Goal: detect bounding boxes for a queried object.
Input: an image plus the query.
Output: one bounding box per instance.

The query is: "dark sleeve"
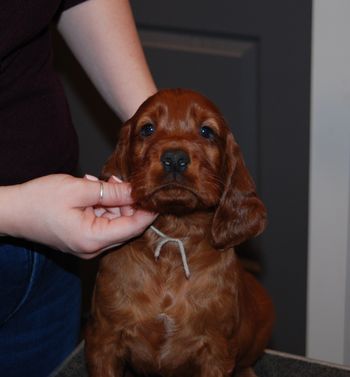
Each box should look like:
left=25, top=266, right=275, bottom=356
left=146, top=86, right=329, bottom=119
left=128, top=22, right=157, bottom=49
left=60, top=0, right=89, bottom=11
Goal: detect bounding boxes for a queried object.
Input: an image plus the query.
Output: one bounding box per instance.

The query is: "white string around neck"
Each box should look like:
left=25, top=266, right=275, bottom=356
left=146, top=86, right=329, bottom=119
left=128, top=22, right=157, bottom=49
left=150, top=225, right=191, bottom=279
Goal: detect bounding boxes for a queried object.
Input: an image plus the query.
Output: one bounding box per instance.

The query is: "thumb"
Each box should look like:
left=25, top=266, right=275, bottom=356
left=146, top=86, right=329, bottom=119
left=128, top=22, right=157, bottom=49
left=80, top=179, right=135, bottom=207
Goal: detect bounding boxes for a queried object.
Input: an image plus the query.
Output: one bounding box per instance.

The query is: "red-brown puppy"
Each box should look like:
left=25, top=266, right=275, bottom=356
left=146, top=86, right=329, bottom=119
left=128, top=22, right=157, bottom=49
left=85, top=89, right=274, bottom=377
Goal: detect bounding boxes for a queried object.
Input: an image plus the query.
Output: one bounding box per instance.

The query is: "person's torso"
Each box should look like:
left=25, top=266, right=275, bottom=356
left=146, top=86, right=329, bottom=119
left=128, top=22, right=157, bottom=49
left=0, top=0, right=84, bottom=185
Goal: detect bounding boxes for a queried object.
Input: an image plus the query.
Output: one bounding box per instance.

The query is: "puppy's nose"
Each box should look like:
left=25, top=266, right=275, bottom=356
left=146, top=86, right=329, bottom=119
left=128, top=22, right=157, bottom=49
left=161, top=150, right=190, bottom=173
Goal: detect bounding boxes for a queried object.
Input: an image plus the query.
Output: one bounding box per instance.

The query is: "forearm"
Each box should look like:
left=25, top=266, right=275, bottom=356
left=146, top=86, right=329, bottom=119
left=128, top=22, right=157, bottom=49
left=57, top=0, right=157, bottom=121
left=0, top=185, right=22, bottom=237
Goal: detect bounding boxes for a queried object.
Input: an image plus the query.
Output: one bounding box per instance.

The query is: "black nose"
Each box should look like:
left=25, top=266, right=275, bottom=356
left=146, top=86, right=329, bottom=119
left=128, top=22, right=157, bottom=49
left=161, top=150, right=190, bottom=173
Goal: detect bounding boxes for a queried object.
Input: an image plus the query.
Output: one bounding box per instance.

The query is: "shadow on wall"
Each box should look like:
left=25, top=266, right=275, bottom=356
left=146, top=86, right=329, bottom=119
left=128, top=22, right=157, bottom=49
left=52, top=28, right=122, bottom=177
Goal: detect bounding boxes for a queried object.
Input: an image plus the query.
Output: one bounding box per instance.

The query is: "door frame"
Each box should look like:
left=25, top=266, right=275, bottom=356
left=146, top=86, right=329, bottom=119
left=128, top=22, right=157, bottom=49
left=307, top=0, right=350, bottom=365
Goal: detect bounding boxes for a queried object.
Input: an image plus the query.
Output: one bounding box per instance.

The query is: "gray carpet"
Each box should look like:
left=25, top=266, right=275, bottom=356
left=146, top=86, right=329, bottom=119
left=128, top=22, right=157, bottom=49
left=51, top=342, right=350, bottom=377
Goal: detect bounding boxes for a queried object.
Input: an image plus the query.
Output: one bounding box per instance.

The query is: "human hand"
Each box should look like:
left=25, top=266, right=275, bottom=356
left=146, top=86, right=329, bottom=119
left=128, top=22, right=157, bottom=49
left=85, top=174, right=135, bottom=219
left=0, top=174, right=157, bottom=258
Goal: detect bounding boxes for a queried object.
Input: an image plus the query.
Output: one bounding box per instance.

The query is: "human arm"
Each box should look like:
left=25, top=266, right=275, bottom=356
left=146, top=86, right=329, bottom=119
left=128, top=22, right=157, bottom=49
left=57, top=0, right=157, bottom=121
left=0, top=174, right=156, bottom=259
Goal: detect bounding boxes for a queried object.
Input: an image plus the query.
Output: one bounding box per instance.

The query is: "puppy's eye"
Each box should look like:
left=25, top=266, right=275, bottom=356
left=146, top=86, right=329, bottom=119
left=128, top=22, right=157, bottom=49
left=140, top=123, right=155, bottom=137
left=200, top=125, right=215, bottom=139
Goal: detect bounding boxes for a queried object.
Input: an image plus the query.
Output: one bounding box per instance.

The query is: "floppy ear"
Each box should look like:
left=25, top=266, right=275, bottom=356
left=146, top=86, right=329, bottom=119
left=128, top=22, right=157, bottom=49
left=211, top=133, right=267, bottom=249
left=100, top=121, right=132, bottom=181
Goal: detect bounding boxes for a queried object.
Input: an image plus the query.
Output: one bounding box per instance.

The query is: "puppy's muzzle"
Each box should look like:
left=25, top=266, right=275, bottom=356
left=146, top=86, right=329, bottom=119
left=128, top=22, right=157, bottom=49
left=160, top=149, right=190, bottom=173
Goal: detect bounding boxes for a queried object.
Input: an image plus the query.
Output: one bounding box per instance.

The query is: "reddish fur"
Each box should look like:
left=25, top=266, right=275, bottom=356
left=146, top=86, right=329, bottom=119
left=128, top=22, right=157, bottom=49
left=85, top=89, right=274, bottom=377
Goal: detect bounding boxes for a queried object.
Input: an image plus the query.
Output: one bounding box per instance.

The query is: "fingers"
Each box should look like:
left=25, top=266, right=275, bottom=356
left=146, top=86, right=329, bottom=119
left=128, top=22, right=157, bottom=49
left=77, top=174, right=157, bottom=257
left=83, top=174, right=134, bottom=208
left=97, top=208, right=157, bottom=246
left=84, top=174, right=135, bottom=217
left=107, top=175, right=135, bottom=216
left=13, top=174, right=155, bottom=260
left=77, top=207, right=157, bottom=258
left=100, top=180, right=134, bottom=207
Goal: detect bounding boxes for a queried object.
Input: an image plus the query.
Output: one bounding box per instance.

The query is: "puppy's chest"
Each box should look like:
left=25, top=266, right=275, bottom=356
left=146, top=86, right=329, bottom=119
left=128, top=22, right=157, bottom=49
left=108, top=242, right=238, bottom=372
left=121, top=243, right=236, bottom=337
left=124, top=279, right=205, bottom=361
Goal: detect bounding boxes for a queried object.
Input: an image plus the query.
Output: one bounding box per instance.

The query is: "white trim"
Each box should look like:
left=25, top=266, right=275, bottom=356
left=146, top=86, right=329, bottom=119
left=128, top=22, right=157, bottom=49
left=307, top=0, right=350, bottom=365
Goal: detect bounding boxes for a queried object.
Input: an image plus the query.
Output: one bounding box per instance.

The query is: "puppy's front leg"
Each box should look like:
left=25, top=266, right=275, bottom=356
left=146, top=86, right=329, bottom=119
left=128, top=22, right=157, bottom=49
left=200, top=365, right=233, bottom=377
left=85, top=325, right=125, bottom=377
left=198, top=342, right=236, bottom=377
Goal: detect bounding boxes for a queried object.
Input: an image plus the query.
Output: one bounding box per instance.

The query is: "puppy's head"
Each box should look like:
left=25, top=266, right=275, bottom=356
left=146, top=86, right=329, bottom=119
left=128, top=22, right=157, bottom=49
left=103, top=89, right=266, bottom=249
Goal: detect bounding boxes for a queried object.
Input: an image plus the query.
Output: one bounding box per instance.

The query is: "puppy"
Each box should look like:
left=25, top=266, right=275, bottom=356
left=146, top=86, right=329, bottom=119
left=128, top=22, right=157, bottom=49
left=85, top=89, right=274, bottom=377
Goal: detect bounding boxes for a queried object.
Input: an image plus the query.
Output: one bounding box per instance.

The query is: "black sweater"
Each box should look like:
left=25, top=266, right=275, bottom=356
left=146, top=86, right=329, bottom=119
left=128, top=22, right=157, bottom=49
left=0, top=0, right=87, bottom=185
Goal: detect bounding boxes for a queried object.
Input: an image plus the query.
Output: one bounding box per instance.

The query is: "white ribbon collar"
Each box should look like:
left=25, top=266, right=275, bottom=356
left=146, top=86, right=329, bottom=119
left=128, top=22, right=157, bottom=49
left=150, top=225, right=191, bottom=279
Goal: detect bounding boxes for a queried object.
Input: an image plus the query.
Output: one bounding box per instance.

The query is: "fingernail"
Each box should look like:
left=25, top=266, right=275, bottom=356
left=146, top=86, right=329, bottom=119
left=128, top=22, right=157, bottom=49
left=94, top=207, right=106, bottom=217
left=111, top=175, right=123, bottom=183
left=84, top=174, right=99, bottom=181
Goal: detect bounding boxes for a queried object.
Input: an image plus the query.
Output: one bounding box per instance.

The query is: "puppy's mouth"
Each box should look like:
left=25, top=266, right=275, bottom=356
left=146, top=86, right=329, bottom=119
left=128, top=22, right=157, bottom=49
left=151, top=182, right=196, bottom=195
left=133, top=182, right=204, bottom=215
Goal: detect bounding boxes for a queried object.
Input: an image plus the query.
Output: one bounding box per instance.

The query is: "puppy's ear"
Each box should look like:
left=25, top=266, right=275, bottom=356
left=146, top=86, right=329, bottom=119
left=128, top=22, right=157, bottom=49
left=100, top=121, right=132, bottom=181
left=211, top=133, right=267, bottom=249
